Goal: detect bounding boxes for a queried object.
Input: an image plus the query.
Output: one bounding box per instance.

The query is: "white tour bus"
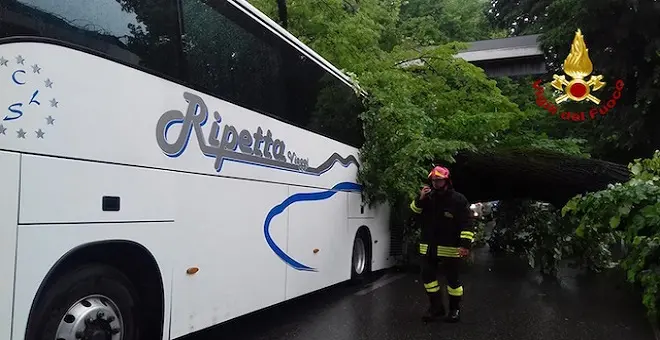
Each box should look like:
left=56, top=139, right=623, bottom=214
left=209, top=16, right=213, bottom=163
left=0, top=0, right=394, bottom=339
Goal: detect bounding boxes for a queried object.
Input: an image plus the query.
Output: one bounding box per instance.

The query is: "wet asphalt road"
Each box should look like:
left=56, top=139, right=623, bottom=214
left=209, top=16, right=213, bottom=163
left=182, top=247, right=657, bottom=340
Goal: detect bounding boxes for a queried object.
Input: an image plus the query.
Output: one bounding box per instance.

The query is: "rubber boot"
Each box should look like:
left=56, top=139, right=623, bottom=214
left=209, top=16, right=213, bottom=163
left=445, top=295, right=461, bottom=323
left=421, top=292, right=445, bottom=322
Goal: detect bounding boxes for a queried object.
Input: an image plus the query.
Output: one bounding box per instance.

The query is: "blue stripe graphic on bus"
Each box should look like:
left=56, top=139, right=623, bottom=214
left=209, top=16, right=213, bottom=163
left=156, top=92, right=359, bottom=175
left=264, top=182, right=362, bottom=272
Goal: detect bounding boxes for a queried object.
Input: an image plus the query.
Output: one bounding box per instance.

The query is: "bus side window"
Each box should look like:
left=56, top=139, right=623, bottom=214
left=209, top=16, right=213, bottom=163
left=180, top=0, right=287, bottom=119
left=178, top=0, right=366, bottom=148
left=278, top=47, right=366, bottom=148
left=1, top=0, right=182, bottom=79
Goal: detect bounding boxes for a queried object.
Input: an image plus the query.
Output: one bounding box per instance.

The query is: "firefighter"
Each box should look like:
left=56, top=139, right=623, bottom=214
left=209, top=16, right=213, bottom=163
left=409, top=165, right=474, bottom=323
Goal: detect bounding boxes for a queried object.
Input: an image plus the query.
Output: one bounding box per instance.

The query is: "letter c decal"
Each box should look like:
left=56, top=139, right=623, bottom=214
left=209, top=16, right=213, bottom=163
left=12, top=70, right=26, bottom=85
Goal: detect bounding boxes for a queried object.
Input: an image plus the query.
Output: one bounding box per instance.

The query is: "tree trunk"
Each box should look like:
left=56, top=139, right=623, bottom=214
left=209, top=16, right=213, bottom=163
left=446, top=148, right=631, bottom=206
left=276, top=0, right=288, bottom=28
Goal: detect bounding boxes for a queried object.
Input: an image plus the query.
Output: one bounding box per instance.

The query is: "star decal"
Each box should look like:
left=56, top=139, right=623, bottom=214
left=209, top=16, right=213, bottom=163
left=6, top=57, right=58, bottom=140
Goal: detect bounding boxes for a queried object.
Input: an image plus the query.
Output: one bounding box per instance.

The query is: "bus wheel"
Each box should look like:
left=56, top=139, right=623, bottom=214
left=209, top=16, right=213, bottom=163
left=27, top=264, right=140, bottom=340
left=351, top=229, right=372, bottom=282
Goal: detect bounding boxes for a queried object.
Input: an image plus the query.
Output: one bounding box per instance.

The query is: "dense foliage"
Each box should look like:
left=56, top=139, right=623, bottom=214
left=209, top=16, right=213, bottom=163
left=562, top=151, right=660, bottom=319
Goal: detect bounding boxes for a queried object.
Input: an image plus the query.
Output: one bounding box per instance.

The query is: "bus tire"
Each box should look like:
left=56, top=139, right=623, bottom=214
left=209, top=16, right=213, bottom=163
left=26, top=264, right=141, bottom=340
left=350, top=228, right=372, bottom=282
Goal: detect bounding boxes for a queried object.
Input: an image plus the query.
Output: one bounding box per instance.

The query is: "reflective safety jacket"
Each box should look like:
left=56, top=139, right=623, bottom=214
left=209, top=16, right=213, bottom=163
left=410, top=189, right=474, bottom=257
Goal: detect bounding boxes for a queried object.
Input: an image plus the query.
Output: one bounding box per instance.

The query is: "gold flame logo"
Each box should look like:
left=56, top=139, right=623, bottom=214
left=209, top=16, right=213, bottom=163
left=550, top=29, right=606, bottom=104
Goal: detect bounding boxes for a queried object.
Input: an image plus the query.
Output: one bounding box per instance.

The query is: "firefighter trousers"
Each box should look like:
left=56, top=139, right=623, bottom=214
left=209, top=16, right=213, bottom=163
left=420, top=254, right=463, bottom=312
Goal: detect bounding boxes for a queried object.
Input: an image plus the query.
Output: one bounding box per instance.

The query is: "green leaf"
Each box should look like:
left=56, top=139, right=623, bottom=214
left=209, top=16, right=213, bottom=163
left=561, top=199, right=578, bottom=216
left=610, top=215, right=621, bottom=229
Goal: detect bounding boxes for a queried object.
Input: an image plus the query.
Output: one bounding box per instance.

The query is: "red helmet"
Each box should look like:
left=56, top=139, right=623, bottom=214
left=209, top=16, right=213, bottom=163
left=428, top=166, right=450, bottom=179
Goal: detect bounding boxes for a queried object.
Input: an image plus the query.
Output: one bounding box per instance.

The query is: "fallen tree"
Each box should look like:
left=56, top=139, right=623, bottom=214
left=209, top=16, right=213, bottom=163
left=449, top=148, right=631, bottom=206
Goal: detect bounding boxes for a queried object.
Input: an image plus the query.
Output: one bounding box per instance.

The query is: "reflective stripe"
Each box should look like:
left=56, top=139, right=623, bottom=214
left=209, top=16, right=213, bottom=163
left=420, top=245, right=461, bottom=257
left=437, top=246, right=460, bottom=258
left=460, top=231, right=475, bottom=241
left=424, top=280, right=440, bottom=293
left=447, top=285, right=464, bottom=296
left=424, top=281, right=439, bottom=289
left=410, top=200, right=422, bottom=214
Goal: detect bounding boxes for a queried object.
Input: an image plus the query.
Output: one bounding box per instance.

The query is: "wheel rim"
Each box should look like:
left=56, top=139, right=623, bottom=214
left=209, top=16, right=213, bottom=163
left=353, top=237, right=367, bottom=275
left=55, top=294, right=124, bottom=340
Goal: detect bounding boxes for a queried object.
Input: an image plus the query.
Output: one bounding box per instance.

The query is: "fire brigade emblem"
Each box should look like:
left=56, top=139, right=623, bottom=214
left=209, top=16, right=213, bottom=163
left=550, top=29, right=606, bottom=104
